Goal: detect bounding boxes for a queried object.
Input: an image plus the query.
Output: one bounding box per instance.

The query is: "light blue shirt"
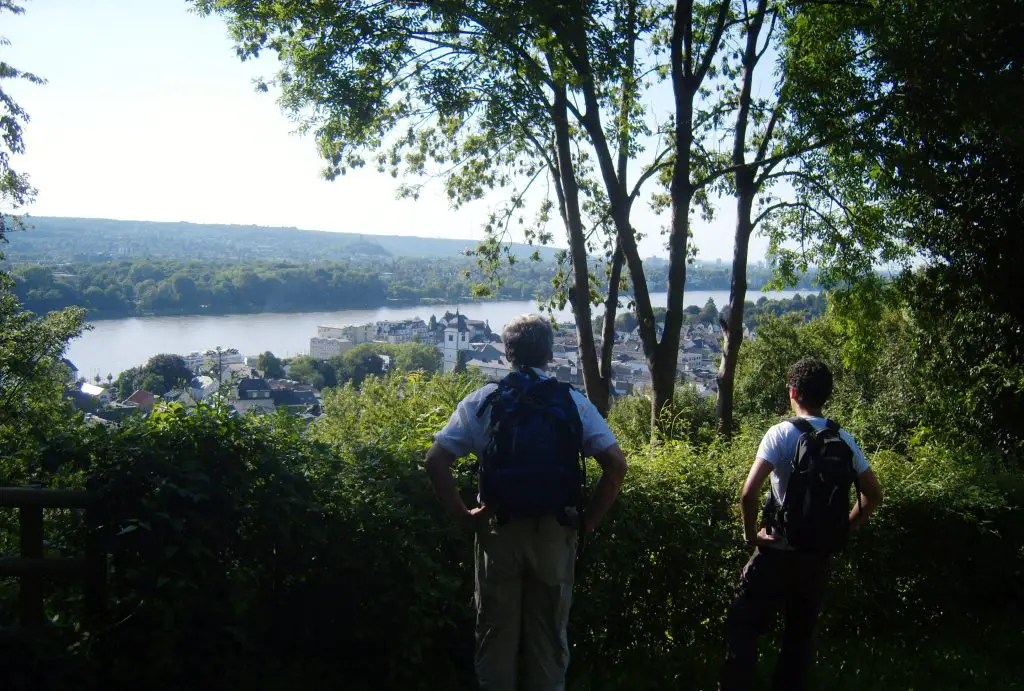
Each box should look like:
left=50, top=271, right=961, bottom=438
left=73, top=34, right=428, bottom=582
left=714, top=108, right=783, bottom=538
left=434, top=369, right=617, bottom=458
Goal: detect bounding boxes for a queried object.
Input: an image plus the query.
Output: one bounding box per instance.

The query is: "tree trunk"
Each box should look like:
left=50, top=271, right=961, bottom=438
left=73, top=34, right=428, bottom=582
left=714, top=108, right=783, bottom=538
left=549, top=0, right=729, bottom=432
left=717, top=0, right=768, bottom=438
left=650, top=0, right=703, bottom=431
left=599, top=244, right=624, bottom=392
left=551, top=81, right=608, bottom=414
left=549, top=7, right=658, bottom=401
left=717, top=173, right=756, bottom=438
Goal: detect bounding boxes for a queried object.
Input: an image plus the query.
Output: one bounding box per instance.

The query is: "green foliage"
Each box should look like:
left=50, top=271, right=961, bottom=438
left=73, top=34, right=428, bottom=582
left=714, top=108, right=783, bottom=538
left=0, top=357, right=1021, bottom=689
left=314, top=371, right=482, bottom=455
left=0, top=0, right=44, bottom=243
left=255, top=350, right=285, bottom=379
left=0, top=287, right=85, bottom=418
left=9, top=259, right=389, bottom=317
left=3, top=216, right=561, bottom=263
left=2, top=255, right=815, bottom=320
left=389, top=340, right=443, bottom=374
left=138, top=372, right=164, bottom=395
left=325, top=344, right=383, bottom=389
left=293, top=343, right=445, bottom=393
left=779, top=0, right=1024, bottom=457
left=1, top=1, right=1022, bottom=685
left=74, top=405, right=336, bottom=689
left=734, top=314, right=815, bottom=419
left=698, top=297, right=718, bottom=324
left=608, top=383, right=718, bottom=453
left=595, top=292, right=824, bottom=335
left=286, top=355, right=332, bottom=391
left=141, top=354, right=192, bottom=394
left=3, top=369, right=1020, bottom=690
left=113, top=353, right=192, bottom=397
left=114, top=366, right=141, bottom=400
left=903, top=269, right=1024, bottom=459
left=734, top=284, right=1024, bottom=462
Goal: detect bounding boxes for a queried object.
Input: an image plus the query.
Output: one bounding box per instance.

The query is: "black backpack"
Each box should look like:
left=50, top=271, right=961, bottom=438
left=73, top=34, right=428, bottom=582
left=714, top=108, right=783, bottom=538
left=765, top=417, right=862, bottom=554
left=476, top=369, right=585, bottom=520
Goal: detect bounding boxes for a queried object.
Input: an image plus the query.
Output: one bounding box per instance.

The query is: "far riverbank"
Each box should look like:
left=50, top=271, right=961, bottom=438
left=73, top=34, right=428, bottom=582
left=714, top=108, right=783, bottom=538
left=66, top=289, right=811, bottom=379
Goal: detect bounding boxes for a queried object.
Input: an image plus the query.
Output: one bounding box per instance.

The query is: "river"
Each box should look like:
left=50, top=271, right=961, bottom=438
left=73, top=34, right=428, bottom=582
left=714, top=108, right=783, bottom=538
left=66, top=289, right=811, bottom=379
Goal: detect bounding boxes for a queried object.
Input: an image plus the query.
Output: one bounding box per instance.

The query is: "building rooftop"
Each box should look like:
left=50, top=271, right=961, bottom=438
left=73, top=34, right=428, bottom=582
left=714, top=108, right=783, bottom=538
left=126, top=390, right=158, bottom=409
left=80, top=382, right=107, bottom=397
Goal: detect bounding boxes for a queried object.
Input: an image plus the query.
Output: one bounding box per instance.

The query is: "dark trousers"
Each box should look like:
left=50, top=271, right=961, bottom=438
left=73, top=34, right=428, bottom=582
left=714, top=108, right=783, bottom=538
left=719, top=547, right=829, bottom=691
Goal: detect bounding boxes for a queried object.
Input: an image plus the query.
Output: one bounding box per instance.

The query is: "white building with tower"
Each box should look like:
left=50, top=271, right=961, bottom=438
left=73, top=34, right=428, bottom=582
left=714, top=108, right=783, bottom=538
left=442, top=315, right=473, bottom=373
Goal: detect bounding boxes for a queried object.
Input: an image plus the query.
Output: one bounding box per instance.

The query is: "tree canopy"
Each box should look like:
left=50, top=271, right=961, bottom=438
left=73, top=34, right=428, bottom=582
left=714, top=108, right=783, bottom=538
left=778, top=0, right=1024, bottom=456
left=256, top=351, right=285, bottom=379
left=115, top=353, right=194, bottom=397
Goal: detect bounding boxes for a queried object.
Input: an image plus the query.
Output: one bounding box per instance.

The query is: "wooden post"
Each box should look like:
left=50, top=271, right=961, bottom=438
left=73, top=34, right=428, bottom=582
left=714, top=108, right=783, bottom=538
left=19, top=505, right=45, bottom=629
left=83, top=506, right=108, bottom=632
left=0, top=488, right=105, bottom=634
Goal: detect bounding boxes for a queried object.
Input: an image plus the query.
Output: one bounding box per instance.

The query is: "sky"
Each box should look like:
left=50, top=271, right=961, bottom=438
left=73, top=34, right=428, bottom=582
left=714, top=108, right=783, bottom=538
left=4, top=0, right=768, bottom=262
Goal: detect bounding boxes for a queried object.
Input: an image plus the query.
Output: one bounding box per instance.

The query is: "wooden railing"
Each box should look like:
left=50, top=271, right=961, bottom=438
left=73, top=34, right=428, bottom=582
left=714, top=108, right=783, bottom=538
left=0, top=487, right=106, bottom=631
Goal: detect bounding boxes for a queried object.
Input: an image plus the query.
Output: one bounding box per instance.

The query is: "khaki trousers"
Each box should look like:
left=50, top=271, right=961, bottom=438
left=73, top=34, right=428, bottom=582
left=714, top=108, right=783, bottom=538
left=474, top=516, right=577, bottom=691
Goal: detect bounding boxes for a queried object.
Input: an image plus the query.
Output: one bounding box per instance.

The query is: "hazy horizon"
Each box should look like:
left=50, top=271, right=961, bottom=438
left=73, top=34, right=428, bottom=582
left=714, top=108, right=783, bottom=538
left=5, top=0, right=768, bottom=263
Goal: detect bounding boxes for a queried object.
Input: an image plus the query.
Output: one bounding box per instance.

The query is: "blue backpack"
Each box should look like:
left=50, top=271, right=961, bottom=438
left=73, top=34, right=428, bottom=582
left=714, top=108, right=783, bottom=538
left=476, top=369, right=585, bottom=520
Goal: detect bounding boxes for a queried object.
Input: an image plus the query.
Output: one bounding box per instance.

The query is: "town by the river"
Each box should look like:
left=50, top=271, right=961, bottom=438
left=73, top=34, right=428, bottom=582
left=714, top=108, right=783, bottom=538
left=67, top=289, right=807, bottom=379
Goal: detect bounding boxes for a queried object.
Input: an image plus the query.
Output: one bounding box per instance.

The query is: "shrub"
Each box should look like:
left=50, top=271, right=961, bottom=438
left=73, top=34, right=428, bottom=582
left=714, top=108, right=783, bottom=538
left=607, top=383, right=717, bottom=453
left=0, top=372, right=1020, bottom=690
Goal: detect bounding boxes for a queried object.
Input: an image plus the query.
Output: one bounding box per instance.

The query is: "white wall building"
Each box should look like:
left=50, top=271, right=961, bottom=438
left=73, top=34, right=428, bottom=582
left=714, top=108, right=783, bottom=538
left=376, top=318, right=430, bottom=344
left=80, top=382, right=111, bottom=404
left=310, top=337, right=355, bottom=361
left=190, top=375, right=218, bottom=401
left=317, top=324, right=374, bottom=343
left=184, top=348, right=244, bottom=373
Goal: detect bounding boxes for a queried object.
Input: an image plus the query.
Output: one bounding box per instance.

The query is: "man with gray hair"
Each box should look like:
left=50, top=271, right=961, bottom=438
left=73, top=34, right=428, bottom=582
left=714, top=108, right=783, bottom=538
left=426, top=314, right=628, bottom=691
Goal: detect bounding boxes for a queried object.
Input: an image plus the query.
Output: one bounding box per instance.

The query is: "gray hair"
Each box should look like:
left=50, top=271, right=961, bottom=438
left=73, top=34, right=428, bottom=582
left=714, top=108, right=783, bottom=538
left=502, top=314, right=554, bottom=370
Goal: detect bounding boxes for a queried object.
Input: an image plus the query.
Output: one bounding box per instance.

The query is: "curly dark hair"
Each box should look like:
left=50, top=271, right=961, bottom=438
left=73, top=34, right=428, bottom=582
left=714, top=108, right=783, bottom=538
left=502, top=314, right=554, bottom=369
left=786, top=358, right=833, bottom=409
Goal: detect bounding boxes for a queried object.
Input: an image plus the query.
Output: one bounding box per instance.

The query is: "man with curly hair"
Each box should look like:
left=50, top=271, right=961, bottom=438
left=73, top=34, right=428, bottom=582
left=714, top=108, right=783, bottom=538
left=720, top=358, right=883, bottom=690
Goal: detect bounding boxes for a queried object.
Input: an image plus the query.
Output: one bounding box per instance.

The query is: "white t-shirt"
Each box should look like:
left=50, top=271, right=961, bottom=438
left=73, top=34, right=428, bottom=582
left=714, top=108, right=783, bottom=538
left=757, top=416, right=871, bottom=506
left=434, top=369, right=617, bottom=459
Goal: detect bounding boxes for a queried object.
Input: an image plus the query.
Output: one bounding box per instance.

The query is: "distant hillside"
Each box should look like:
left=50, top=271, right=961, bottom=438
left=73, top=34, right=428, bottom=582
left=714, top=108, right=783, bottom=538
left=4, top=216, right=563, bottom=263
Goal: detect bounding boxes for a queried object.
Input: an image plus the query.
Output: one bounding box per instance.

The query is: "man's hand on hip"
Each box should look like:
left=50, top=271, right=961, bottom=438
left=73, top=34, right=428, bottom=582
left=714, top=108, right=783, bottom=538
left=458, top=504, right=492, bottom=532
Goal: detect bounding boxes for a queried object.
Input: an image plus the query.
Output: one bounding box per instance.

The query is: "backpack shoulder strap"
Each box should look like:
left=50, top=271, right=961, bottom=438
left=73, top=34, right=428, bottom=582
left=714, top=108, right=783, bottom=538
left=824, top=418, right=841, bottom=434
left=557, top=381, right=584, bottom=442
left=476, top=377, right=518, bottom=419
left=787, top=416, right=815, bottom=436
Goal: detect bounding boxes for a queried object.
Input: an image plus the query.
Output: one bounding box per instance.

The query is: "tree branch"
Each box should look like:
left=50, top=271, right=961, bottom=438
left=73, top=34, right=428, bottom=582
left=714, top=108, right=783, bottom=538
left=629, top=145, right=673, bottom=204
left=755, top=10, right=779, bottom=63
left=759, top=169, right=856, bottom=221
left=695, top=138, right=830, bottom=190
left=751, top=200, right=842, bottom=235
left=600, top=242, right=625, bottom=381
left=693, top=0, right=732, bottom=85
left=754, top=95, right=784, bottom=163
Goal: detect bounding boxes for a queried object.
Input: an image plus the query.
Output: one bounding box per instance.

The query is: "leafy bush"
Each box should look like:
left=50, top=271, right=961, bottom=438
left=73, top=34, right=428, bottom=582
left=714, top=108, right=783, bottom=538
left=0, top=371, right=1020, bottom=690
left=607, top=383, right=717, bottom=453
